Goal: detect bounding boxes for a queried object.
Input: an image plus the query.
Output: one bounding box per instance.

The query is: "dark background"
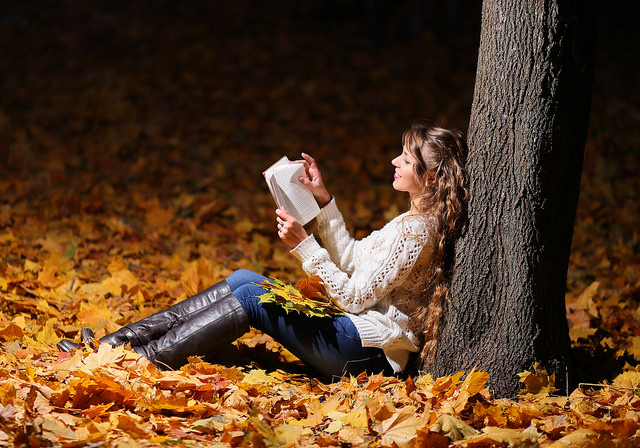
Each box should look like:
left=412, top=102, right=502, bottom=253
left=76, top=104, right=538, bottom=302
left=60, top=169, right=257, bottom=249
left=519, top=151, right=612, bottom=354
left=0, top=0, right=638, bottom=227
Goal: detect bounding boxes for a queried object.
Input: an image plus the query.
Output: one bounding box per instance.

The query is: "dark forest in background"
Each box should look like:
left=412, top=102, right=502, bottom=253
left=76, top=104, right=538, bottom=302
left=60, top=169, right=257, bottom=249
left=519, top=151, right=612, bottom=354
left=1, top=0, right=639, bottom=373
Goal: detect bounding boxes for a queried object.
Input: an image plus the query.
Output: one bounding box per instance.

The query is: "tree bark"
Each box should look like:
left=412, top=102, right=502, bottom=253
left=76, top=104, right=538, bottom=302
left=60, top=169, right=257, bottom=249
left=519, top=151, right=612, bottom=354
left=430, top=0, right=598, bottom=397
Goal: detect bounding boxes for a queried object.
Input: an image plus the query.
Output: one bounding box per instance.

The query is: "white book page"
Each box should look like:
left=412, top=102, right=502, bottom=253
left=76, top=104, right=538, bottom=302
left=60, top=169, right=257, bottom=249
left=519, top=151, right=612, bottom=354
left=264, top=157, right=320, bottom=225
left=263, top=156, right=289, bottom=207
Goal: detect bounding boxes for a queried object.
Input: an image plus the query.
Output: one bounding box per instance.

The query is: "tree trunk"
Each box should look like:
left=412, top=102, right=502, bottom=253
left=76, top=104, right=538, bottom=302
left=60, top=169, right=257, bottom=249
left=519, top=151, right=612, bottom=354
left=430, top=0, right=598, bottom=397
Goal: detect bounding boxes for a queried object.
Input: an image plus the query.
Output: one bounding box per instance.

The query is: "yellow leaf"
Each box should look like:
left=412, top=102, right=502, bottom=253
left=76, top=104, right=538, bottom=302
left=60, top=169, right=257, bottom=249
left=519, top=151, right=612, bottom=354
left=76, top=297, right=114, bottom=327
left=341, top=409, right=368, bottom=430
left=223, top=388, right=250, bottom=413
left=518, top=362, right=557, bottom=399
left=35, top=319, right=60, bottom=345
left=461, top=427, right=538, bottom=447
left=0, top=232, right=16, bottom=244
left=613, top=367, right=640, bottom=389
left=76, top=281, right=108, bottom=297
left=258, top=277, right=344, bottom=317
left=378, top=406, right=423, bottom=448
left=624, top=336, right=640, bottom=361
left=40, top=415, right=82, bottom=443
left=102, top=258, right=138, bottom=296
left=571, top=281, right=600, bottom=318
left=38, top=264, right=63, bottom=288
left=338, top=425, right=365, bottom=445
left=24, top=259, right=41, bottom=272
left=82, top=344, right=127, bottom=369
left=569, top=326, right=597, bottom=343
left=190, top=415, right=227, bottom=433
left=451, top=369, right=490, bottom=412
left=242, top=368, right=278, bottom=385
left=326, top=420, right=343, bottom=433
left=110, top=411, right=154, bottom=438
left=430, top=414, right=478, bottom=442
left=547, top=428, right=614, bottom=448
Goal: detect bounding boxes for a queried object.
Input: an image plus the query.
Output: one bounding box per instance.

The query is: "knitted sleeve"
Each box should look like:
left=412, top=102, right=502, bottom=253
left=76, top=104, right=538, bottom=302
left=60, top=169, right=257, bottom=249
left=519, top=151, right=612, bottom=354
left=291, top=215, right=430, bottom=314
left=314, top=198, right=357, bottom=274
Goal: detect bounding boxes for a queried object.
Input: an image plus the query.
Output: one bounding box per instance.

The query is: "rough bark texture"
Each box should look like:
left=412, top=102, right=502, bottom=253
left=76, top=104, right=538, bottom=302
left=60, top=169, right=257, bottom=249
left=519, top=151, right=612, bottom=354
left=430, top=0, right=598, bottom=397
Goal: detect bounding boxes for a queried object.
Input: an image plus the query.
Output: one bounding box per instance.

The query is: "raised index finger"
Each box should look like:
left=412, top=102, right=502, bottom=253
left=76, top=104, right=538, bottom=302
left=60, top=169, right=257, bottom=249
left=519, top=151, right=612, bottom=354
left=301, top=153, right=316, bottom=165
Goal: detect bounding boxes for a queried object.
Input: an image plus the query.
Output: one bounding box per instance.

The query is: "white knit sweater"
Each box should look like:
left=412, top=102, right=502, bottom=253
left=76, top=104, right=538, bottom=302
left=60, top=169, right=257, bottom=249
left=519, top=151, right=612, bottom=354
left=291, top=198, right=435, bottom=372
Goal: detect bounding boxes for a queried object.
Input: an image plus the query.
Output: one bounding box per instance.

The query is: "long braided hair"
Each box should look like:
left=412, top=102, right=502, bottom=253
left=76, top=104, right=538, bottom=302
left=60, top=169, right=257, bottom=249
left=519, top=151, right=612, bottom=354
left=402, top=121, right=469, bottom=369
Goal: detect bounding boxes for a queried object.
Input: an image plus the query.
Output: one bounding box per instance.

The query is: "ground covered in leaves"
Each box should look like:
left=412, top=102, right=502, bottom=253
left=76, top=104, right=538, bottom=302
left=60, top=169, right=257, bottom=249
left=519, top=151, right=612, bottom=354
left=1, top=1, right=640, bottom=446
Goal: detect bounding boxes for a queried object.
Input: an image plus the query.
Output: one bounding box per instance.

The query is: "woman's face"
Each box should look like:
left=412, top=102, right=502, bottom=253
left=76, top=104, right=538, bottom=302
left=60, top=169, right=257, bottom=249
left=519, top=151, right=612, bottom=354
left=392, top=146, right=422, bottom=198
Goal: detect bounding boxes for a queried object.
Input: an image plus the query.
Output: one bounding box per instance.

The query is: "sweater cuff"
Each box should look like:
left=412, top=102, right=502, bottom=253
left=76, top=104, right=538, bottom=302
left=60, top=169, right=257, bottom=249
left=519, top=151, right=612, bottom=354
left=290, top=234, right=322, bottom=262
left=316, top=197, right=341, bottom=223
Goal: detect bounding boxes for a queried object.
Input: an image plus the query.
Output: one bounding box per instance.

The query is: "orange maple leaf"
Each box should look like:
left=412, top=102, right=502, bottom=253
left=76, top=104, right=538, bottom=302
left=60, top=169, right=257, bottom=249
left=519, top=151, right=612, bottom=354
left=295, top=276, right=327, bottom=300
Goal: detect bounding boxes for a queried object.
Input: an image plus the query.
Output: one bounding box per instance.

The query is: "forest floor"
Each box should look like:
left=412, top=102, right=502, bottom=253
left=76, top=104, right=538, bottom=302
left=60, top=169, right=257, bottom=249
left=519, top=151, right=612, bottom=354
left=1, top=1, right=639, bottom=446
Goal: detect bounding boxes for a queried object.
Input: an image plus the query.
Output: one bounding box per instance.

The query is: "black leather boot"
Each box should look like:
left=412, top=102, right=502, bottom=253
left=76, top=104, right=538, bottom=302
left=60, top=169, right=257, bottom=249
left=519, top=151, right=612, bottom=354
left=103, top=279, right=240, bottom=347
left=57, top=280, right=241, bottom=352
left=133, top=288, right=249, bottom=369
left=56, top=328, right=99, bottom=352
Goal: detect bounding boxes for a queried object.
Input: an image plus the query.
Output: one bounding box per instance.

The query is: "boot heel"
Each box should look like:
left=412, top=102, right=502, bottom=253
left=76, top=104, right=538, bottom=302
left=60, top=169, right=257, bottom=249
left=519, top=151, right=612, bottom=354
left=57, top=339, right=79, bottom=352
left=81, top=328, right=98, bottom=350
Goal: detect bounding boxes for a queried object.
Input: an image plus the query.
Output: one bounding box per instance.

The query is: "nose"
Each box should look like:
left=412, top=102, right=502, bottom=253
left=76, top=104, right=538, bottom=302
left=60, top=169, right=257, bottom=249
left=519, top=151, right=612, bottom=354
left=392, top=156, right=400, bottom=167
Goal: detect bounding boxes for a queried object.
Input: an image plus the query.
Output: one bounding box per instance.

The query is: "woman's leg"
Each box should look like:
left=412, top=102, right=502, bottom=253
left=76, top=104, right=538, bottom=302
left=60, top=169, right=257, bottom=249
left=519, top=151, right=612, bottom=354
left=116, top=269, right=265, bottom=369
left=132, top=289, right=249, bottom=369
left=57, top=278, right=247, bottom=353
left=227, top=270, right=394, bottom=379
left=101, top=279, right=239, bottom=347
left=60, top=268, right=393, bottom=378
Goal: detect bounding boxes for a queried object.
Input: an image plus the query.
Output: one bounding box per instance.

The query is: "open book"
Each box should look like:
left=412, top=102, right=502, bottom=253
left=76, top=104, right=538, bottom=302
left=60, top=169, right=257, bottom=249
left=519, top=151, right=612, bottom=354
left=263, top=156, right=320, bottom=225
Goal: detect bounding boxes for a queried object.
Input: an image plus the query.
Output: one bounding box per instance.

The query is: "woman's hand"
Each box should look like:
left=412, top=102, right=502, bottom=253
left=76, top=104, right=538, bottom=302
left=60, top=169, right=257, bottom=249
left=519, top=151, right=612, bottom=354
left=276, top=208, right=308, bottom=249
left=294, top=153, right=331, bottom=207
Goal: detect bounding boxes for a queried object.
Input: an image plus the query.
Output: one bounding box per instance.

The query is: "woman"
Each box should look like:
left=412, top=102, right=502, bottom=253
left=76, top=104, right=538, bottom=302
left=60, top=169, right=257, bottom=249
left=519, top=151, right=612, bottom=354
left=58, top=122, right=468, bottom=379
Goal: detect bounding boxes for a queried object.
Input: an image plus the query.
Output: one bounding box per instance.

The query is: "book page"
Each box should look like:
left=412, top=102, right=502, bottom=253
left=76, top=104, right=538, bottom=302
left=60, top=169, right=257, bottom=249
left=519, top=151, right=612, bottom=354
left=264, top=157, right=320, bottom=225
left=263, top=156, right=289, bottom=208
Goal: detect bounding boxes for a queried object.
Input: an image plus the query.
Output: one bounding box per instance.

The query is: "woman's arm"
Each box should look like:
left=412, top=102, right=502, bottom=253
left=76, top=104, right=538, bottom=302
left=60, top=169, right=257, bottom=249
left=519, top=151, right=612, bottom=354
left=288, top=153, right=359, bottom=272
left=292, top=217, right=431, bottom=314
left=314, top=199, right=358, bottom=274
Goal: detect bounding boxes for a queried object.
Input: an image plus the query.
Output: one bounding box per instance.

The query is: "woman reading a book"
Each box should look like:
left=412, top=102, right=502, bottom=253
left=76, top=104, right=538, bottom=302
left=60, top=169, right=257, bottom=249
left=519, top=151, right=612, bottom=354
left=58, top=122, right=468, bottom=379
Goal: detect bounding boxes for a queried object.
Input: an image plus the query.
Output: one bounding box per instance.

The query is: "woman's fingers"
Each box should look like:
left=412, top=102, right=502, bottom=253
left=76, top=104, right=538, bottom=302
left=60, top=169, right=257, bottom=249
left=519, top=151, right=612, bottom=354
left=275, top=208, right=308, bottom=248
left=276, top=207, right=293, bottom=221
left=276, top=208, right=293, bottom=233
left=301, top=153, right=315, bottom=176
left=301, top=153, right=315, bottom=164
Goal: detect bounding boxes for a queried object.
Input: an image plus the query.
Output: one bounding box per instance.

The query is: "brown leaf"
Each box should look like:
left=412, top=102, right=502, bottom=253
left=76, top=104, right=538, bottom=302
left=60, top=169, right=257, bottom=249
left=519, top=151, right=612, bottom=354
left=416, top=428, right=449, bottom=448
left=296, top=275, right=327, bottom=300
left=0, top=323, right=24, bottom=342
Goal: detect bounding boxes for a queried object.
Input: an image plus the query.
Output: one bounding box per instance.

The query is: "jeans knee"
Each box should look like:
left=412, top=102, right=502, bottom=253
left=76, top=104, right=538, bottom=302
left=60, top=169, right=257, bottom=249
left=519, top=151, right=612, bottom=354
left=226, top=269, right=267, bottom=291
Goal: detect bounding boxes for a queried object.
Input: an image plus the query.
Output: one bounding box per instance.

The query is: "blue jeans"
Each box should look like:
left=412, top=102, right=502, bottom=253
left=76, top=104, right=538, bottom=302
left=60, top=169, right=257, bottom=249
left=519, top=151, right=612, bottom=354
left=226, top=269, right=394, bottom=380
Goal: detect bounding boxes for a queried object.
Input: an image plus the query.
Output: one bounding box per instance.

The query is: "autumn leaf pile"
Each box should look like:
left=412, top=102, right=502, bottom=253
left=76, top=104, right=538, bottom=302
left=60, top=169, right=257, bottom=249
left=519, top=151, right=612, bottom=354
left=1, top=1, right=639, bottom=446
left=257, top=277, right=344, bottom=318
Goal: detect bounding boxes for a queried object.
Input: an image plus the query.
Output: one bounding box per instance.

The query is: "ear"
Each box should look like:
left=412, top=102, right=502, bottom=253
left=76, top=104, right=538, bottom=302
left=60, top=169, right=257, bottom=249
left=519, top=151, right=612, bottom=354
left=425, top=169, right=437, bottom=188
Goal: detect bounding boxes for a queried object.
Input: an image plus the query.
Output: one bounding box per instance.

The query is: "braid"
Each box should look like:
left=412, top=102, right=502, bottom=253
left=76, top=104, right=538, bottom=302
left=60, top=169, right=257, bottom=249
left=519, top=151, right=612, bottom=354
left=403, top=121, right=469, bottom=370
